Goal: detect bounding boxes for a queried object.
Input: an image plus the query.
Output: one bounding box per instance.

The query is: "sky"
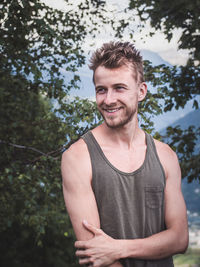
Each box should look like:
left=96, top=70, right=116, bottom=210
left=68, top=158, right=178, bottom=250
left=41, top=0, right=190, bottom=66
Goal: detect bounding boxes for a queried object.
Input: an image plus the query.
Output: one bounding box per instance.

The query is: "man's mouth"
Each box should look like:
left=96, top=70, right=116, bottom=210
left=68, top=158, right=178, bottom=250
left=104, top=108, right=121, bottom=113
left=106, top=108, right=120, bottom=113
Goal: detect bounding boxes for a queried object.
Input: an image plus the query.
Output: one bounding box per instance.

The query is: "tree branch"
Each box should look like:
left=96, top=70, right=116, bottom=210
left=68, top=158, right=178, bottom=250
left=0, top=137, right=80, bottom=164
left=0, top=140, right=48, bottom=156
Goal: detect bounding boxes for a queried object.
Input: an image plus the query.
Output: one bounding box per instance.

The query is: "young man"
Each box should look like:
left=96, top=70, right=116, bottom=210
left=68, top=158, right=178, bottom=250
left=61, top=42, right=188, bottom=267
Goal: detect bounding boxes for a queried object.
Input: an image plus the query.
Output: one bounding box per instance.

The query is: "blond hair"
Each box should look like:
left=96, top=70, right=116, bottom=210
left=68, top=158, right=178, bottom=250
left=89, top=41, right=144, bottom=83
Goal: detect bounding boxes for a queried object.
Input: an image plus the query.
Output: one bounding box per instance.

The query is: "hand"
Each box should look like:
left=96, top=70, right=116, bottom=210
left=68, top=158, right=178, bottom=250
left=75, top=220, right=120, bottom=267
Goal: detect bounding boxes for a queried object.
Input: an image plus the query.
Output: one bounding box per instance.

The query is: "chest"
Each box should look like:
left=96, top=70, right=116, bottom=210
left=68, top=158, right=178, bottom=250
left=101, top=145, right=147, bottom=173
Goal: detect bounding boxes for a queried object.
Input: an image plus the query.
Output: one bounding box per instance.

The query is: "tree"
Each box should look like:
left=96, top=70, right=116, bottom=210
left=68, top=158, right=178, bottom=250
left=126, top=0, right=200, bottom=182
left=0, top=0, right=108, bottom=266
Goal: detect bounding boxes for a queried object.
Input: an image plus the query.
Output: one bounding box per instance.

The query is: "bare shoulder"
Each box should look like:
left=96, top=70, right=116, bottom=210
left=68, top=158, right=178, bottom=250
left=62, top=137, right=88, bottom=164
left=154, top=138, right=177, bottom=159
left=61, top=137, right=92, bottom=186
left=153, top=138, right=180, bottom=179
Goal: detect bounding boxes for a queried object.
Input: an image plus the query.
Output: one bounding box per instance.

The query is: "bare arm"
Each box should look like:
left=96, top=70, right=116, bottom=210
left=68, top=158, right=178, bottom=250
left=61, top=139, right=122, bottom=266
left=61, top=140, right=100, bottom=240
left=75, top=142, right=188, bottom=264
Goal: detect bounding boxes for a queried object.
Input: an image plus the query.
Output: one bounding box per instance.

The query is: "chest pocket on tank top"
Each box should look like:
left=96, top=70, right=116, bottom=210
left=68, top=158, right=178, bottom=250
left=145, top=186, right=164, bottom=209
left=145, top=186, right=165, bottom=236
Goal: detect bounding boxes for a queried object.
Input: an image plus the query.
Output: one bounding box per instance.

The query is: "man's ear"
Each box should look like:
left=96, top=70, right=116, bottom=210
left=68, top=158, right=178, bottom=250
left=138, top=82, right=147, bottom=101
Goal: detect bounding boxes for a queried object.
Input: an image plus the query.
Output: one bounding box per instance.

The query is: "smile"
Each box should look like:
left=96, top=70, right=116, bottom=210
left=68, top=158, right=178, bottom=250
left=104, top=108, right=121, bottom=113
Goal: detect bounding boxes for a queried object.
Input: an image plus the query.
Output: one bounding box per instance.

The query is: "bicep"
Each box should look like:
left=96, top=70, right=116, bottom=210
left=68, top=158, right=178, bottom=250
left=164, top=153, right=188, bottom=233
left=63, top=181, right=100, bottom=240
left=61, top=150, right=100, bottom=241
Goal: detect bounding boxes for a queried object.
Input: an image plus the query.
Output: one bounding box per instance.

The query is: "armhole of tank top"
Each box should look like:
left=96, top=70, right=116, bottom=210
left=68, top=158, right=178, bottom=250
left=148, top=134, right=166, bottom=185
left=81, top=133, right=96, bottom=185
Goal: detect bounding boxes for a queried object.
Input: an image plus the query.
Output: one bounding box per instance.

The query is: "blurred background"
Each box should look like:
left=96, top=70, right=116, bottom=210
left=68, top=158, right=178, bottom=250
left=0, top=0, right=199, bottom=266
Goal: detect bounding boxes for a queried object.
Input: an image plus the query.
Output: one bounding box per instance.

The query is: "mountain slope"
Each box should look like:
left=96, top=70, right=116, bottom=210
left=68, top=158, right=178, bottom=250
left=169, top=109, right=200, bottom=130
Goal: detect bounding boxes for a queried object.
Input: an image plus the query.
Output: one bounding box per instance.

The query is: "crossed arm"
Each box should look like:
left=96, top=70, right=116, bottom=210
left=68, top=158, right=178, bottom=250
left=61, top=139, right=188, bottom=267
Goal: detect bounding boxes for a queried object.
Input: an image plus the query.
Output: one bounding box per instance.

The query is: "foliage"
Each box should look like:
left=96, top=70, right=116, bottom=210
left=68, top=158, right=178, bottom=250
left=0, top=73, right=78, bottom=266
left=163, top=126, right=200, bottom=182
left=129, top=0, right=200, bottom=60
left=173, top=248, right=200, bottom=266
left=0, top=0, right=108, bottom=266
left=127, top=0, right=200, bottom=182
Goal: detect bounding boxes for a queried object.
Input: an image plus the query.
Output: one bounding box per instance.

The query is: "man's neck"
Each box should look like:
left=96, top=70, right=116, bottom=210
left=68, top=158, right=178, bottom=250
left=95, top=119, right=144, bottom=150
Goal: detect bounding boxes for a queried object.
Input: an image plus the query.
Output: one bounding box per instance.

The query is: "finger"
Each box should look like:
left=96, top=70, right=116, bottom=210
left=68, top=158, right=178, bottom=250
left=79, top=257, right=92, bottom=265
left=76, top=249, right=88, bottom=257
left=74, top=241, right=87, bottom=249
left=83, top=220, right=102, bottom=235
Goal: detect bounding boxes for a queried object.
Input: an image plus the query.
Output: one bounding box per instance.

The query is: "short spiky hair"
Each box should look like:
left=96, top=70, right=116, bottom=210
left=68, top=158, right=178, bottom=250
left=89, top=41, right=144, bottom=83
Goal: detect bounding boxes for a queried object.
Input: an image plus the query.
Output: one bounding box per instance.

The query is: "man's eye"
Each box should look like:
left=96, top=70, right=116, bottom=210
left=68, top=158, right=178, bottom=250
left=116, top=86, right=125, bottom=90
left=96, top=88, right=105, bottom=94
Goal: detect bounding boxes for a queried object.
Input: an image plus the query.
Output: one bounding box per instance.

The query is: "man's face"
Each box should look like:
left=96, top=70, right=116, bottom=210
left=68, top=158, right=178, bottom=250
left=94, top=65, right=146, bottom=129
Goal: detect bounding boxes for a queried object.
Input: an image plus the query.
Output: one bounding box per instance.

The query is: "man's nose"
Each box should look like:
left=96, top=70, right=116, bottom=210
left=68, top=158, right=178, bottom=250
left=104, top=90, right=116, bottom=106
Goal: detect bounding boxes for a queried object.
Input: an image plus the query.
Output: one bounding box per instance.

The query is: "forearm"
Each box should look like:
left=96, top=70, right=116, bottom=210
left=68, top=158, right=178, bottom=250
left=116, top=228, right=188, bottom=260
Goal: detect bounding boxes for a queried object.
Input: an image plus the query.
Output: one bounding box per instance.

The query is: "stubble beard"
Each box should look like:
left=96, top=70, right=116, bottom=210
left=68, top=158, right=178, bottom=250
left=99, top=106, right=137, bottom=129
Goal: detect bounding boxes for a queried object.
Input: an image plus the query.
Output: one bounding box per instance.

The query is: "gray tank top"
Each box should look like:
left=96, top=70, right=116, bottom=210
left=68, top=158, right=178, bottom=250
left=82, top=131, right=174, bottom=267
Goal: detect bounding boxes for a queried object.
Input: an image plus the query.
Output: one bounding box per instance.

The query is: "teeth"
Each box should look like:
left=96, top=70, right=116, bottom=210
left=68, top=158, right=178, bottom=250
left=106, top=108, right=119, bottom=113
